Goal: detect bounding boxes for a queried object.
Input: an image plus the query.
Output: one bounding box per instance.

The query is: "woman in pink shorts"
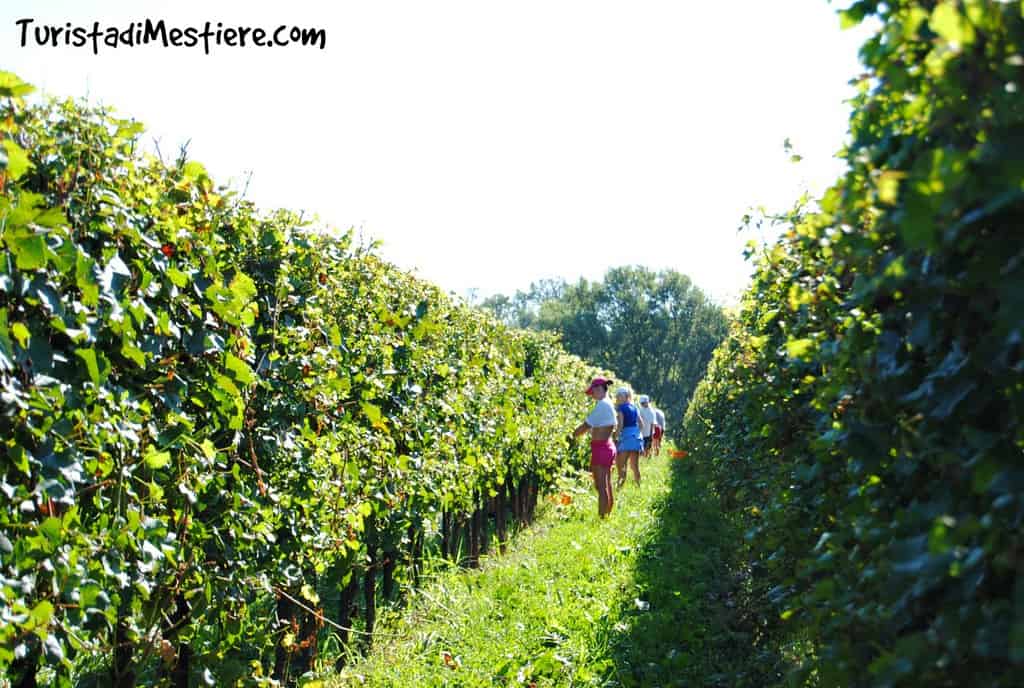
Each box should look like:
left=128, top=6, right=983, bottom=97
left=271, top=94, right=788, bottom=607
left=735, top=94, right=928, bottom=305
left=572, top=376, right=617, bottom=517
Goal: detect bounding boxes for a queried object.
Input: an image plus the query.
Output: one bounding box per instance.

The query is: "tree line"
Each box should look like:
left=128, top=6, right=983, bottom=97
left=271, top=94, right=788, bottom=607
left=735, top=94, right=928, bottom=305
left=480, top=266, right=729, bottom=427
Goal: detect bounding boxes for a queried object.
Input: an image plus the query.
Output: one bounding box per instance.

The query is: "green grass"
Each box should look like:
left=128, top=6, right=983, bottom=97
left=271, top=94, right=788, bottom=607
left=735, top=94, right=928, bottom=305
left=320, top=451, right=784, bottom=687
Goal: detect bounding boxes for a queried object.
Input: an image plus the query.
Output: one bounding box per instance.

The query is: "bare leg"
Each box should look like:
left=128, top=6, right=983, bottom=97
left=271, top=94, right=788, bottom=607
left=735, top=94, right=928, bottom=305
left=604, top=466, right=614, bottom=514
left=630, top=451, right=641, bottom=486
left=615, top=450, right=627, bottom=488
left=592, top=464, right=613, bottom=517
left=618, top=452, right=637, bottom=488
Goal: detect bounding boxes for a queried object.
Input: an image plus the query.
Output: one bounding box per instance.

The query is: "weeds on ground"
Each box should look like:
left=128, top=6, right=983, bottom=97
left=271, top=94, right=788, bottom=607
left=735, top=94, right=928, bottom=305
left=323, top=453, right=785, bottom=687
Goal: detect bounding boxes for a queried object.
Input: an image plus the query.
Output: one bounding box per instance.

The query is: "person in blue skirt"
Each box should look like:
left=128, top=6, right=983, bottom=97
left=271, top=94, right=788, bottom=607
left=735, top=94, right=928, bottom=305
left=613, top=387, right=646, bottom=488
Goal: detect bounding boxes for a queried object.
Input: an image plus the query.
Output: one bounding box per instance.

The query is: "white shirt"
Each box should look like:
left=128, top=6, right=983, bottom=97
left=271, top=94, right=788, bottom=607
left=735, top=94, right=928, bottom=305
left=585, top=397, right=617, bottom=428
left=638, top=405, right=656, bottom=437
left=654, top=408, right=665, bottom=428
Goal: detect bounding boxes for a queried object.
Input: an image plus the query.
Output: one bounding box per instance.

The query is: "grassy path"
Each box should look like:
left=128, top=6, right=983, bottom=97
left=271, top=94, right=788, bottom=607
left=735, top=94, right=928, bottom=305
left=324, top=452, right=781, bottom=687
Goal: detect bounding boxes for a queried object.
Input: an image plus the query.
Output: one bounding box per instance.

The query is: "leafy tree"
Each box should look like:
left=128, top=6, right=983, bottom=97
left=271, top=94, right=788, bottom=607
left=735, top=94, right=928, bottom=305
left=482, top=266, right=728, bottom=426
left=480, top=278, right=566, bottom=330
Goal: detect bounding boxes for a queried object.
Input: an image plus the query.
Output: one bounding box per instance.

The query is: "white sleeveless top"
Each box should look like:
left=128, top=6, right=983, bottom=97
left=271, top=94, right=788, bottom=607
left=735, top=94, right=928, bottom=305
left=585, top=398, right=616, bottom=428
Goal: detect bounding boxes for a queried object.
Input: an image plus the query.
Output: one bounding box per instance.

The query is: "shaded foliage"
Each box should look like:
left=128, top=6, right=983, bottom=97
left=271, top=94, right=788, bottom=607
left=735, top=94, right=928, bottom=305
left=684, top=2, right=1024, bottom=686
left=610, top=457, right=786, bottom=688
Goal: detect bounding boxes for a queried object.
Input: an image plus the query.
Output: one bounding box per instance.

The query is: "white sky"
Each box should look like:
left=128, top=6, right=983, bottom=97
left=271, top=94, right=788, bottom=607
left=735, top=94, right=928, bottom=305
left=2, top=1, right=872, bottom=305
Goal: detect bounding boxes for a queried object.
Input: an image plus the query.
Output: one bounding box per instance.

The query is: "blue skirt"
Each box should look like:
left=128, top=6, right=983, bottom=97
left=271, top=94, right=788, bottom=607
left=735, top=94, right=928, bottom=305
left=617, top=425, right=644, bottom=452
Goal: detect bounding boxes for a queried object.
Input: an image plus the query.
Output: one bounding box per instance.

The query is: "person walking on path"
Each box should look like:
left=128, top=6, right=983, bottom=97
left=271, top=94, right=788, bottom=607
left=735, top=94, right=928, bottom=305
left=613, top=387, right=645, bottom=488
left=651, top=404, right=666, bottom=457
left=638, top=395, right=656, bottom=458
left=572, top=377, right=617, bottom=518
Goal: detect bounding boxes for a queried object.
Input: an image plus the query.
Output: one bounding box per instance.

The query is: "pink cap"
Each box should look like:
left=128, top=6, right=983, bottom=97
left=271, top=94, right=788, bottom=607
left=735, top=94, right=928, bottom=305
left=585, top=377, right=613, bottom=393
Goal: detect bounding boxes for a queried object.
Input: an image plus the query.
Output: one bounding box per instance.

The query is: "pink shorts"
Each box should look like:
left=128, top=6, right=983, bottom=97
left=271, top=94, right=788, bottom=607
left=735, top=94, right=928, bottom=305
left=590, top=439, right=616, bottom=468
